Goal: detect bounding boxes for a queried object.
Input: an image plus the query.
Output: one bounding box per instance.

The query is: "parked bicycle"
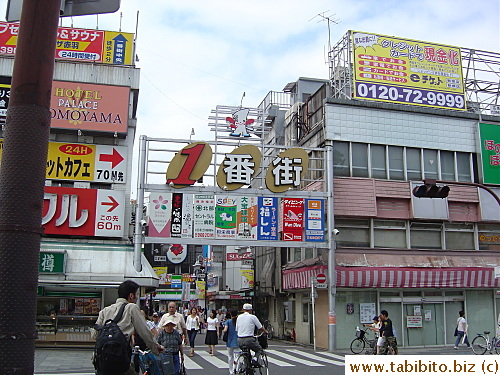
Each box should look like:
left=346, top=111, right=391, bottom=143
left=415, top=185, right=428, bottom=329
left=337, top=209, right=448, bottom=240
left=263, top=320, right=274, bottom=340
left=235, top=332, right=269, bottom=375
left=350, top=327, right=377, bottom=355
left=471, top=330, right=500, bottom=355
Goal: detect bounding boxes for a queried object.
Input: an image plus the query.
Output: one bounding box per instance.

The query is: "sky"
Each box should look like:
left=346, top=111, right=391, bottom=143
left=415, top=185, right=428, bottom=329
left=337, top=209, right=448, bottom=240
left=1, top=0, right=499, bottom=195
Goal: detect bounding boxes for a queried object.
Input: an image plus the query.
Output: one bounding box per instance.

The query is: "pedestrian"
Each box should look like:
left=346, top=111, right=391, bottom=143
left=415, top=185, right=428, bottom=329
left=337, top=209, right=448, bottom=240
left=157, top=315, right=184, bottom=375
left=185, top=307, right=201, bottom=357
left=454, top=310, right=470, bottom=349
left=205, top=309, right=219, bottom=355
left=236, top=304, right=268, bottom=366
left=92, top=280, right=161, bottom=375
left=152, top=311, right=161, bottom=330
left=378, top=310, right=397, bottom=355
left=158, top=301, right=188, bottom=345
left=223, top=310, right=239, bottom=375
left=217, top=309, right=226, bottom=339
left=364, top=315, right=381, bottom=354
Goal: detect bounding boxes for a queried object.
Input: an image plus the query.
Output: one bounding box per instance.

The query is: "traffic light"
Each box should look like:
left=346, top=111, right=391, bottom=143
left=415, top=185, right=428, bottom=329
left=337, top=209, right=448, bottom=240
left=413, top=179, right=450, bottom=198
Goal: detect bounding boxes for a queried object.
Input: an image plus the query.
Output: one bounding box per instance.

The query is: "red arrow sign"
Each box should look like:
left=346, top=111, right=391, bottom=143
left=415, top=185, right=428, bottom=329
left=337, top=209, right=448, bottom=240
left=316, top=273, right=327, bottom=284
left=102, top=196, right=119, bottom=212
left=99, top=148, right=124, bottom=168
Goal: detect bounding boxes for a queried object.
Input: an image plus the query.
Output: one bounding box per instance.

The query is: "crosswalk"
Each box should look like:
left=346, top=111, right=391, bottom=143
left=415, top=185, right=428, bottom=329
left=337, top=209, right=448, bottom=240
left=183, top=346, right=346, bottom=370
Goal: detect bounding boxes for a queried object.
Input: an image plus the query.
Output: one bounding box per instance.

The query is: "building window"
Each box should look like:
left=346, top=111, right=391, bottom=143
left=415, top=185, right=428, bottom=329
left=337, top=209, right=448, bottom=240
left=406, top=147, right=422, bottom=181
left=388, top=146, right=404, bottom=180
left=352, top=143, right=369, bottom=177
left=335, top=219, right=370, bottom=247
left=444, top=223, right=475, bottom=250
left=294, top=248, right=302, bottom=262
left=305, top=248, right=314, bottom=259
left=371, top=144, right=387, bottom=179
left=423, top=149, right=439, bottom=180
left=374, top=220, right=407, bottom=248
left=440, top=151, right=455, bottom=181
left=410, top=222, right=442, bottom=249
left=333, top=141, right=349, bottom=177
left=302, top=302, right=309, bottom=323
left=457, top=152, right=472, bottom=182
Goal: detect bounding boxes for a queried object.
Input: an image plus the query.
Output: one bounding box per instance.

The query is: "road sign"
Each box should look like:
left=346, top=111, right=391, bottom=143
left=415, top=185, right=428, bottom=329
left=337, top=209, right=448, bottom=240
left=316, top=273, right=327, bottom=283
left=7, top=0, right=121, bottom=22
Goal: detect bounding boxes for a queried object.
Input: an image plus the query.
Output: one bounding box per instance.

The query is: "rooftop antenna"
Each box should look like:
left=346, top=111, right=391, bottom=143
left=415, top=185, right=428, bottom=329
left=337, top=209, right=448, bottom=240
left=240, top=92, right=246, bottom=108
left=96, top=14, right=99, bottom=30
left=119, top=12, right=122, bottom=32
left=309, top=11, right=339, bottom=54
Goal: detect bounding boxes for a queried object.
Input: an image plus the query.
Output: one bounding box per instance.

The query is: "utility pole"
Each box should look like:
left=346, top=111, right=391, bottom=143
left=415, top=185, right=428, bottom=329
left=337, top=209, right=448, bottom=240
left=0, top=0, right=60, bottom=373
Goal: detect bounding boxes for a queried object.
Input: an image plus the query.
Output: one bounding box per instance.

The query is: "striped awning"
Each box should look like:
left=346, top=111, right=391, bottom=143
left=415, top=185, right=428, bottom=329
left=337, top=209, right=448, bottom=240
left=282, top=266, right=500, bottom=290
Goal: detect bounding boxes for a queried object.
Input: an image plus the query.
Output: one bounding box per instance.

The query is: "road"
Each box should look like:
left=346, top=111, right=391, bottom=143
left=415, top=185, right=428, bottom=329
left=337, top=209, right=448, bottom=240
left=35, top=342, right=346, bottom=375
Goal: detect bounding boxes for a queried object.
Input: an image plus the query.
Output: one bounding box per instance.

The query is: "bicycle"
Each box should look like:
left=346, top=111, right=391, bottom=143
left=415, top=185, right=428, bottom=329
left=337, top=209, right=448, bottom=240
left=235, top=332, right=269, bottom=375
left=350, top=327, right=377, bottom=354
left=263, top=320, right=274, bottom=340
left=131, top=346, right=162, bottom=375
left=471, top=331, right=500, bottom=355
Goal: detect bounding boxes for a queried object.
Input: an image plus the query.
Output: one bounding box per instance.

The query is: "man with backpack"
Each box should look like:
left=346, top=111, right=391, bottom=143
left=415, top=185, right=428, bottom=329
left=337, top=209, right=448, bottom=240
left=92, top=280, right=161, bottom=375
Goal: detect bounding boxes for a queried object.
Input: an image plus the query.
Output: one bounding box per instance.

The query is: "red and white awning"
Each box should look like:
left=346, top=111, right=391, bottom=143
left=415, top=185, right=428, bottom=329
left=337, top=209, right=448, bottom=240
left=282, top=266, right=500, bottom=290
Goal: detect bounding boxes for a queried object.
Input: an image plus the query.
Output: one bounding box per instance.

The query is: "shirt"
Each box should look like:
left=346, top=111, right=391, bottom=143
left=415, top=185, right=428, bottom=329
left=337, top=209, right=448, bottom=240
left=206, top=317, right=218, bottom=331
left=457, top=317, right=467, bottom=332
left=157, top=329, right=182, bottom=354
left=235, top=312, right=262, bottom=337
left=92, top=298, right=159, bottom=355
left=379, top=317, right=394, bottom=338
left=224, top=319, right=239, bottom=348
left=158, top=312, right=187, bottom=335
left=186, top=315, right=200, bottom=330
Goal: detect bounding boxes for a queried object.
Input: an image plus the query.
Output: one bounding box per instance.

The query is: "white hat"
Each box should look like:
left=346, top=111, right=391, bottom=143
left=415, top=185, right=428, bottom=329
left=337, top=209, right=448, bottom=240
left=162, top=315, right=177, bottom=326
left=243, top=303, right=253, bottom=310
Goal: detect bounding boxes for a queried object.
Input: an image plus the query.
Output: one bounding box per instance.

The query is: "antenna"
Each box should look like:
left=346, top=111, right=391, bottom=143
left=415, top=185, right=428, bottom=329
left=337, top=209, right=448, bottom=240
left=240, top=92, right=246, bottom=108
left=96, top=14, right=99, bottom=30
left=119, top=12, right=123, bottom=31
left=309, top=11, right=340, bottom=53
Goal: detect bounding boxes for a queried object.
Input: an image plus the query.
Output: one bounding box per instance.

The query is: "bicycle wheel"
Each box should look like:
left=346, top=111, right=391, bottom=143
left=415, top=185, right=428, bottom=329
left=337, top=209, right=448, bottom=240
left=350, top=338, right=366, bottom=354
left=267, top=327, right=274, bottom=340
left=471, top=335, right=488, bottom=355
left=494, top=338, right=500, bottom=354
left=258, top=352, right=269, bottom=375
left=235, top=353, right=250, bottom=374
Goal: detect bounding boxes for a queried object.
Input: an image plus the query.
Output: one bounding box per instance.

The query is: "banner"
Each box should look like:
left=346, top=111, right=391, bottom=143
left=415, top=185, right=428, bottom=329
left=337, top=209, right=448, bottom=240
left=352, top=31, right=465, bottom=111
left=241, top=269, right=254, bottom=289
left=281, top=198, right=304, bottom=241
left=196, top=280, right=206, bottom=299
left=181, top=194, right=193, bottom=238
left=215, top=196, right=237, bottom=239
left=305, top=199, right=325, bottom=242
left=237, top=196, right=257, bottom=239
left=170, top=193, right=183, bottom=238
left=257, top=197, right=278, bottom=241
left=193, top=195, right=215, bottom=238
left=153, top=268, right=168, bottom=285
left=148, top=193, right=172, bottom=237
left=479, top=123, right=500, bottom=184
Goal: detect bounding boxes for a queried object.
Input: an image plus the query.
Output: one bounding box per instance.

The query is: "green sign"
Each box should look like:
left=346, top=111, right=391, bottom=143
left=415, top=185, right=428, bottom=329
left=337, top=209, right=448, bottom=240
left=479, top=123, right=500, bottom=184
left=39, top=252, right=66, bottom=274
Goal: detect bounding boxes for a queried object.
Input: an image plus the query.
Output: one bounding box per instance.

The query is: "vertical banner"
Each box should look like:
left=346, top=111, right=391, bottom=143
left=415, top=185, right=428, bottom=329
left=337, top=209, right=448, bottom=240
left=215, top=196, right=237, bottom=239
left=181, top=194, right=193, bottom=238
left=170, top=193, right=183, bottom=238
left=257, top=197, right=278, bottom=241
left=281, top=198, right=304, bottom=241
left=181, top=281, right=191, bottom=301
left=479, top=123, right=500, bottom=184
left=148, top=193, right=172, bottom=237
left=241, top=270, right=255, bottom=289
left=196, top=280, right=206, bottom=299
left=193, top=195, right=215, bottom=238
left=305, top=199, right=325, bottom=242
left=153, top=267, right=169, bottom=285
left=237, top=196, right=258, bottom=240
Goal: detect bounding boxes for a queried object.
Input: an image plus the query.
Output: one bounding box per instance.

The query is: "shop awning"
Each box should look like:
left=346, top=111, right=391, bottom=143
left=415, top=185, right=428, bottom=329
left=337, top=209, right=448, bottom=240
left=282, top=264, right=327, bottom=290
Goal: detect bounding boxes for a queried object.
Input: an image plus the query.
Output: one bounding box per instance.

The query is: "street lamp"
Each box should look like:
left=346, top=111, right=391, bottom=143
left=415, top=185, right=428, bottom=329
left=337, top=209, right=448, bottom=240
left=192, top=255, right=208, bottom=319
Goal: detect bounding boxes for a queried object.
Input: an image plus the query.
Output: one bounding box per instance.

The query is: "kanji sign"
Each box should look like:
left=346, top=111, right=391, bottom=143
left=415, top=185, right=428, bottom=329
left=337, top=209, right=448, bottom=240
left=281, top=198, right=304, bottom=241
left=148, top=193, right=172, bottom=237
left=42, top=187, right=125, bottom=237
left=193, top=195, right=215, bottom=238
left=266, top=148, right=309, bottom=193
left=479, top=123, right=500, bottom=184
left=216, top=145, right=261, bottom=190
left=257, top=197, right=278, bottom=241
left=39, top=252, right=66, bottom=274
left=215, top=197, right=237, bottom=239
left=237, top=197, right=257, bottom=240
left=305, top=199, right=325, bottom=242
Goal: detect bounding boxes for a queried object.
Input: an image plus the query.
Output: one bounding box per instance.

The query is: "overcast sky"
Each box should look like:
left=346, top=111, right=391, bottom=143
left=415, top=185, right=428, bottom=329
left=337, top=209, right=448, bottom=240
left=1, top=0, right=499, bottom=195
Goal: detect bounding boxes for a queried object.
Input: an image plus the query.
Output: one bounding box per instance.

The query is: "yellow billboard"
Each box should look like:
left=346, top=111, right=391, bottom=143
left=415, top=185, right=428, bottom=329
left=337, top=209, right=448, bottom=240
left=351, top=31, right=465, bottom=111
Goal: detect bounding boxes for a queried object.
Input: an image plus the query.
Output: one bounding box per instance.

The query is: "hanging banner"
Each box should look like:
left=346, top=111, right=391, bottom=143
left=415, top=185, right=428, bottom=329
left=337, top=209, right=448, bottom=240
left=196, top=280, right=206, bottom=299
left=281, top=198, right=304, bottom=241
left=237, top=196, right=258, bottom=240
left=153, top=267, right=169, bottom=285
left=181, top=194, right=193, bottom=238
left=181, top=281, right=191, bottom=301
left=170, top=193, right=183, bottom=238
left=215, top=196, right=237, bottom=239
left=193, top=195, right=215, bottom=238
left=305, top=199, right=325, bottom=242
left=479, top=123, right=500, bottom=184
left=257, top=197, right=278, bottom=241
left=148, top=193, right=172, bottom=237
left=241, top=270, right=254, bottom=289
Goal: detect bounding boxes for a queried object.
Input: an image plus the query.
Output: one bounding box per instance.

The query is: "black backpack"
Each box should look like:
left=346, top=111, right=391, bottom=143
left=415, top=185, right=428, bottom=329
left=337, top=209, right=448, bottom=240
left=93, top=303, right=132, bottom=375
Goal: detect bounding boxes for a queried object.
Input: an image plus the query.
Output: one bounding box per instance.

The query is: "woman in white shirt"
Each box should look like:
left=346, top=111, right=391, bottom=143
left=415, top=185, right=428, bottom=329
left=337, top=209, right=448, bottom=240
left=204, top=309, right=219, bottom=355
left=186, top=307, right=200, bottom=357
left=454, top=310, right=470, bottom=349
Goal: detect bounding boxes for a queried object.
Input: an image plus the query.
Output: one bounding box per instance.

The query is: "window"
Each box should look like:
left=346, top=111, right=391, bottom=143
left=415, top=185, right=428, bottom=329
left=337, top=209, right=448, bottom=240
left=423, top=149, right=438, bottom=180
left=352, top=143, right=369, bottom=177
left=371, top=144, right=387, bottom=179
left=335, top=219, right=370, bottom=247
left=440, top=151, right=455, bottom=180
left=388, top=146, right=404, bottom=180
left=302, top=303, right=310, bottom=323
left=333, top=142, right=349, bottom=177
left=294, top=248, right=302, bottom=262
left=410, top=222, right=442, bottom=249
left=374, top=220, right=407, bottom=248
left=305, top=248, right=314, bottom=259
left=445, top=223, right=475, bottom=250
left=457, top=152, right=471, bottom=182
left=406, top=148, right=422, bottom=181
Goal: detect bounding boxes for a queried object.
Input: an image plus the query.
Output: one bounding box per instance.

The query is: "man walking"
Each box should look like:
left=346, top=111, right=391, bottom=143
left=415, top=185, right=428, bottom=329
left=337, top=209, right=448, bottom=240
left=378, top=310, right=397, bottom=355
left=236, top=304, right=268, bottom=365
left=92, top=280, right=161, bottom=375
left=159, top=301, right=188, bottom=344
left=454, top=311, right=470, bottom=349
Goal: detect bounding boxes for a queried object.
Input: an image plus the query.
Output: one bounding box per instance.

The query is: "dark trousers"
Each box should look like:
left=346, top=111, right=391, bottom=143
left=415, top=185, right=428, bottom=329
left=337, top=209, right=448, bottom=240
left=188, top=328, right=198, bottom=348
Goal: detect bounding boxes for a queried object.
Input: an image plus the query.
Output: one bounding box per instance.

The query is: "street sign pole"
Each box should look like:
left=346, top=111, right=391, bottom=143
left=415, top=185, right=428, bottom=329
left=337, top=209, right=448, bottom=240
left=311, top=277, right=316, bottom=352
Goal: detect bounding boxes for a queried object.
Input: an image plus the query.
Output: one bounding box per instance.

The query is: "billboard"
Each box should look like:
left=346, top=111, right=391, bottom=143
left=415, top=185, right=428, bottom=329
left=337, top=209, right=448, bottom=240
left=351, top=31, right=465, bottom=111
left=281, top=198, right=304, bottom=241
left=305, top=199, right=325, bottom=242
left=148, top=193, right=173, bottom=237
left=479, top=123, right=500, bottom=184
left=0, top=140, right=126, bottom=183
left=257, top=197, right=278, bottom=241
left=42, top=186, right=125, bottom=237
left=0, top=22, right=134, bottom=65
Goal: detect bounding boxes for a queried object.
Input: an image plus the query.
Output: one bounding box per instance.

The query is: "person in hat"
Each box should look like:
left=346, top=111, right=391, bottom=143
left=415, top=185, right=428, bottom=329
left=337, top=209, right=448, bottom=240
left=152, top=311, right=161, bottom=331
left=364, top=315, right=382, bottom=354
left=157, top=315, right=184, bottom=375
left=236, top=303, right=268, bottom=366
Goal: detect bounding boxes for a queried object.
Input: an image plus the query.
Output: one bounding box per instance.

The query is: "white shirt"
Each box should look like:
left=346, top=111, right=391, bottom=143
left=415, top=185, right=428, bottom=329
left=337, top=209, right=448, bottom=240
left=206, top=317, right=218, bottom=331
left=186, top=315, right=200, bottom=330
left=457, top=316, right=467, bottom=332
left=236, top=312, right=262, bottom=337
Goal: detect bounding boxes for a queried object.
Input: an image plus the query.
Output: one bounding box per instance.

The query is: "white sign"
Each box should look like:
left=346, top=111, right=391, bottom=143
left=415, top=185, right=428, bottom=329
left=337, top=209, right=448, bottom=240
left=315, top=283, right=328, bottom=289
left=491, top=105, right=500, bottom=116
left=425, top=310, right=432, bottom=321
left=414, top=305, right=422, bottom=316
left=193, top=195, right=215, bottom=238
left=95, top=190, right=125, bottom=237
left=154, top=256, right=166, bottom=262
left=360, top=303, right=376, bottom=324
left=407, top=315, right=423, bottom=328
left=166, top=244, right=187, bottom=264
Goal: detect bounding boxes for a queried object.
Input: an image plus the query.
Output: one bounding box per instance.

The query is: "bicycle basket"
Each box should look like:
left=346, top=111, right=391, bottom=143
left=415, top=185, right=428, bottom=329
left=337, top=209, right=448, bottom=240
left=258, top=334, right=268, bottom=349
left=356, top=329, right=365, bottom=339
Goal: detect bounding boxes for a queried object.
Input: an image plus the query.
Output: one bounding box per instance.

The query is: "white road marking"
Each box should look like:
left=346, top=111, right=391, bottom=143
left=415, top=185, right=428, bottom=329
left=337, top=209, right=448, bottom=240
left=286, top=349, right=345, bottom=366
left=266, top=349, right=324, bottom=366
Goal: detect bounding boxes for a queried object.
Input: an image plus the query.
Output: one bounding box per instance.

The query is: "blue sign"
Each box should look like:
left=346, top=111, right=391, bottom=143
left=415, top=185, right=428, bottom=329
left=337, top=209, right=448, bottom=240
left=257, top=197, right=278, bottom=241
left=305, top=199, right=324, bottom=242
left=112, top=34, right=128, bottom=64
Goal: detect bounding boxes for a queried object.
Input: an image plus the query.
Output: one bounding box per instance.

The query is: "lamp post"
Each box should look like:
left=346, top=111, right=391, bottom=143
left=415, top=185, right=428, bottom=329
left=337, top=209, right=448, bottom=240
left=193, top=255, right=208, bottom=319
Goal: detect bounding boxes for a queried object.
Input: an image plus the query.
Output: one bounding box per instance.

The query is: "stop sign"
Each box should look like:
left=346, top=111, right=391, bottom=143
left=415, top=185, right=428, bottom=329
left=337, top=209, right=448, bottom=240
left=316, top=273, right=327, bottom=284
